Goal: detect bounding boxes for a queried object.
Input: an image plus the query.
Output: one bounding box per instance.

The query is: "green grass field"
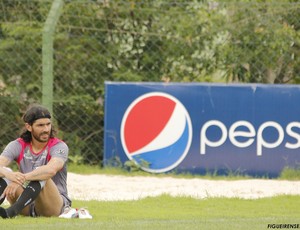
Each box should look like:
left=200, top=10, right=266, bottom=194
left=1, top=165, right=300, bottom=229
left=1, top=195, right=299, bottom=230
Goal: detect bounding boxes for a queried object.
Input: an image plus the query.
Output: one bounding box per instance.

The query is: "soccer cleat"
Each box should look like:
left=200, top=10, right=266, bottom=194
left=0, top=207, right=9, bottom=219
left=58, top=206, right=78, bottom=219
left=78, top=208, right=92, bottom=219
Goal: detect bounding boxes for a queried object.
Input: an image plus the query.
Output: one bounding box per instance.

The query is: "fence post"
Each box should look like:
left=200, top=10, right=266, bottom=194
left=42, top=0, right=64, bottom=114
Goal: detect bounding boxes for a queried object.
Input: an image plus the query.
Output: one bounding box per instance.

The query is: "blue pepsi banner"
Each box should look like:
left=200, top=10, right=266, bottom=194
left=104, top=82, right=300, bottom=176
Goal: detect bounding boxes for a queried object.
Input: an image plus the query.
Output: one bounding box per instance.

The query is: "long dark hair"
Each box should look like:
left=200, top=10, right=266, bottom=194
left=20, top=104, right=56, bottom=143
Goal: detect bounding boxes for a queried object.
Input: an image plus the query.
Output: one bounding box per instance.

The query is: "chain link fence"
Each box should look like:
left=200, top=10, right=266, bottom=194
left=1, top=0, right=300, bottom=167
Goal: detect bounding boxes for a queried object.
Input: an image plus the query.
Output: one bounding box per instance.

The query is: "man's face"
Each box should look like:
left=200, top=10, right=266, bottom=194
left=26, top=118, right=52, bottom=143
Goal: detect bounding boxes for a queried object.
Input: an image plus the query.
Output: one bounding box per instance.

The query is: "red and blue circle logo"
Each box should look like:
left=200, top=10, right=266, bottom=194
left=121, top=92, right=192, bottom=173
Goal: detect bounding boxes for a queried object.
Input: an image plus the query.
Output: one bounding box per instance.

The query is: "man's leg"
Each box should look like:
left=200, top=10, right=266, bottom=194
left=0, top=181, right=42, bottom=218
left=4, top=186, right=31, bottom=216
left=0, top=178, right=8, bottom=204
left=0, top=179, right=63, bottom=218
left=34, top=179, right=63, bottom=217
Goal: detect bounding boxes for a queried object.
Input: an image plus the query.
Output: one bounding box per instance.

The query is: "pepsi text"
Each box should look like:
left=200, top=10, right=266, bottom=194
left=200, top=120, right=300, bottom=156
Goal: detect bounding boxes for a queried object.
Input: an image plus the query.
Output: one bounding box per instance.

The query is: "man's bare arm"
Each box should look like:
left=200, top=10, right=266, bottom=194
left=24, top=157, right=65, bottom=181
left=0, top=156, right=25, bottom=185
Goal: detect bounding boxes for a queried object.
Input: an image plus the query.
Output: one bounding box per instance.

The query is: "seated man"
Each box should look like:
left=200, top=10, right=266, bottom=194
left=0, top=104, right=71, bottom=218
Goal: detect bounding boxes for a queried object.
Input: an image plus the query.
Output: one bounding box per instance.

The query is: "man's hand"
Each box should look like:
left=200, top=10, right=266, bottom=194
left=3, top=170, right=26, bottom=186
left=1, top=182, right=22, bottom=200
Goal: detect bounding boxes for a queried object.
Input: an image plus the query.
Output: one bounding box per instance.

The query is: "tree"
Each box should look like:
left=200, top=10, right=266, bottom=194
left=218, top=1, right=300, bottom=83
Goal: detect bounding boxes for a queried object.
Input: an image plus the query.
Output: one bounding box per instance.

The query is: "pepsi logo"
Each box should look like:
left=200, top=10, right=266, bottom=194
left=120, top=92, right=192, bottom=173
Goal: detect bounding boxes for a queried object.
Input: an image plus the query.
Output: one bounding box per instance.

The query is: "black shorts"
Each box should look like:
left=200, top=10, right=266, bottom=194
left=29, top=195, right=71, bottom=217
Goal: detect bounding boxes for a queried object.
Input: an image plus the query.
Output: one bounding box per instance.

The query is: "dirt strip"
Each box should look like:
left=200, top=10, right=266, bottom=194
left=67, top=173, right=300, bottom=201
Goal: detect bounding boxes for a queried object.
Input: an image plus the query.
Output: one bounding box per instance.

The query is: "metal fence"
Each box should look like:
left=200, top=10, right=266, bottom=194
left=1, top=0, right=300, bottom=166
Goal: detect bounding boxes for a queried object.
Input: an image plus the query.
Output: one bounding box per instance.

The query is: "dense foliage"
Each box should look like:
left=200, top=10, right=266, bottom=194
left=1, top=0, right=300, bottom=165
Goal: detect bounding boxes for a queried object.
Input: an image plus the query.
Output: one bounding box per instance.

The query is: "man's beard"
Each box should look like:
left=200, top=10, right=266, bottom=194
left=32, top=131, right=50, bottom=143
